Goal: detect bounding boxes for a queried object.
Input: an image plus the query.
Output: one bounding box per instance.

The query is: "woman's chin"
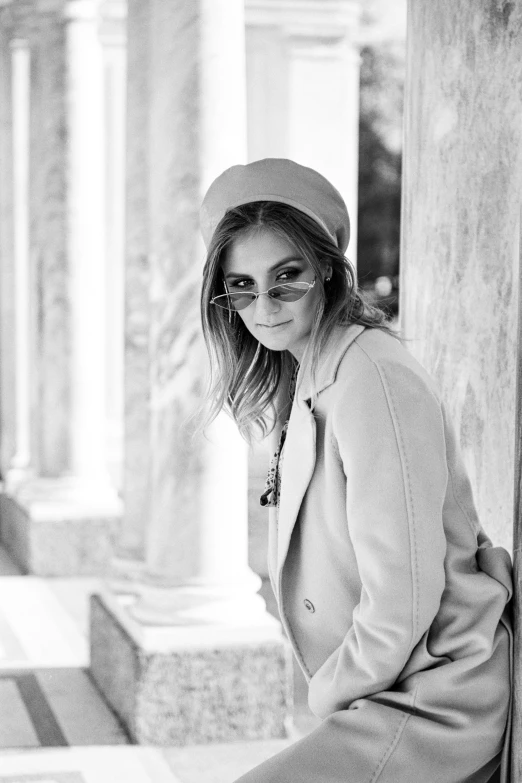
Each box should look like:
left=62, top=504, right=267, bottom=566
left=258, top=338, right=289, bottom=352
left=256, top=328, right=292, bottom=351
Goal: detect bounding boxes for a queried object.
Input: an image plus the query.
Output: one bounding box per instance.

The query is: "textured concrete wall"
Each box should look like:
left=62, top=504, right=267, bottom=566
left=400, top=0, right=522, bottom=552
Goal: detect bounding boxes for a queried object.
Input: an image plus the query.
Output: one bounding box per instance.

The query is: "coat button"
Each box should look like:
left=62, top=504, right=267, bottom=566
left=303, top=598, right=315, bottom=613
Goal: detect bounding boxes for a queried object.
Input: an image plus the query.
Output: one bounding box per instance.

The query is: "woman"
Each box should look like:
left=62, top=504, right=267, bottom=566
left=198, top=158, right=512, bottom=783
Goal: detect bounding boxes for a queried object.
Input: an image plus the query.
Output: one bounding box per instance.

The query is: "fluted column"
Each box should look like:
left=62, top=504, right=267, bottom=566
left=90, top=0, right=292, bottom=745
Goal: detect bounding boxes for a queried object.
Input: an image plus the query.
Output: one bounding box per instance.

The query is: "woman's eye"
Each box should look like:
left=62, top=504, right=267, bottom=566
left=277, top=268, right=300, bottom=282
left=228, top=268, right=301, bottom=290
left=229, top=279, right=253, bottom=290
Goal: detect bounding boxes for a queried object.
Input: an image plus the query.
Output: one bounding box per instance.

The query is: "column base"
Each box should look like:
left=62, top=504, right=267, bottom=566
left=90, top=590, right=294, bottom=745
left=0, top=478, right=122, bottom=576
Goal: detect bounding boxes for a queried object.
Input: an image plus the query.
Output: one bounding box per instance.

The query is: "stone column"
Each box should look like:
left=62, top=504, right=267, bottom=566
left=100, top=0, right=126, bottom=493
left=400, top=0, right=522, bottom=554
left=90, top=0, right=292, bottom=746
left=0, top=0, right=124, bottom=575
left=8, top=35, right=32, bottom=486
left=0, top=3, right=15, bottom=483
left=0, top=4, right=33, bottom=491
left=245, top=0, right=361, bottom=264
left=514, top=211, right=522, bottom=783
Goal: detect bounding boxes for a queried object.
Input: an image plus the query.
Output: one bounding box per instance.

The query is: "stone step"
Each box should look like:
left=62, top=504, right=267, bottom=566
left=163, top=739, right=294, bottom=782
left=0, top=577, right=89, bottom=668
left=0, top=544, right=22, bottom=576
left=0, top=740, right=297, bottom=783
left=0, top=548, right=320, bottom=779
left=0, top=746, right=182, bottom=782
left=0, top=668, right=129, bottom=749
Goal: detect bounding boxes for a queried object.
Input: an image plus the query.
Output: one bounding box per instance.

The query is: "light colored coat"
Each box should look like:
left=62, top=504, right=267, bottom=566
left=237, top=323, right=512, bottom=783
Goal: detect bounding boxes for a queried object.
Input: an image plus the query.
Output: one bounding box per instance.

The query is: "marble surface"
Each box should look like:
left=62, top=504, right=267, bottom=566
left=120, top=0, right=268, bottom=619
left=0, top=668, right=129, bottom=749
left=0, top=747, right=182, bottom=783
left=29, top=8, right=70, bottom=477
left=138, top=0, right=216, bottom=585
left=400, top=0, right=522, bottom=552
left=163, top=739, right=293, bottom=783
left=90, top=593, right=293, bottom=745
left=0, top=551, right=316, bottom=777
left=1, top=489, right=121, bottom=576
left=0, top=1, right=117, bottom=484
left=0, top=495, right=30, bottom=575
left=30, top=514, right=120, bottom=577
left=0, top=577, right=87, bottom=668
left=0, top=8, right=18, bottom=478
left=90, top=593, right=139, bottom=735
left=118, top=0, right=151, bottom=564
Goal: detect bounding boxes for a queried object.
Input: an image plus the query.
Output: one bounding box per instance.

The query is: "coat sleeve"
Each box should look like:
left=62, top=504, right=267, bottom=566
left=307, top=348, right=448, bottom=719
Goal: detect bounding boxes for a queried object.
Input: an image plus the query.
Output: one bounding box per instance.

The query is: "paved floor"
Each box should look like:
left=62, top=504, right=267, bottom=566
left=0, top=547, right=317, bottom=782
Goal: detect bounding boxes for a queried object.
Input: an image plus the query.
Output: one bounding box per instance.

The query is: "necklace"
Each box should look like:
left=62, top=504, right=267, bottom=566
left=259, top=364, right=299, bottom=508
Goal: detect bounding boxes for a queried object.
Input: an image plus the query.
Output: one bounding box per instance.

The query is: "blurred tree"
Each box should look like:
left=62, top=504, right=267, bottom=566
left=357, top=40, right=404, bottom=297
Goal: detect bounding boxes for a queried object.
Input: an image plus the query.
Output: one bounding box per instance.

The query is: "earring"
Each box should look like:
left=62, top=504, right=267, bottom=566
left=325, top=277, right=331, bottom=282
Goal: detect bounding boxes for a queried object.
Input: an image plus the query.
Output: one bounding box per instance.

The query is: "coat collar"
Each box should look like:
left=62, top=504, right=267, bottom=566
left=295, top=321, right=366, bottom=405
left=272, top=321, right=366, bottom=589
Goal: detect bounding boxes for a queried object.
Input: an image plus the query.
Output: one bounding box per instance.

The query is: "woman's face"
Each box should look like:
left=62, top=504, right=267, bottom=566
left=221, top=227, right=330, bottom=361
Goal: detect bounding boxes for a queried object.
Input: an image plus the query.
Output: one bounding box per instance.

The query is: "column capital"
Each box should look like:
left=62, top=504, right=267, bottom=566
left=245, top=0, right=360, bottom=39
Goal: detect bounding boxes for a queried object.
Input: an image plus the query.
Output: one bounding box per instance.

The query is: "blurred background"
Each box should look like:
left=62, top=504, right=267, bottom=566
left=357, top=0, right=404, bottom=317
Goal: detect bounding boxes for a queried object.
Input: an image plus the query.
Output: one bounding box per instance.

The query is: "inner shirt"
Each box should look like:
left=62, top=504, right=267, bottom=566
left=259, top=363, right=299, bottom=508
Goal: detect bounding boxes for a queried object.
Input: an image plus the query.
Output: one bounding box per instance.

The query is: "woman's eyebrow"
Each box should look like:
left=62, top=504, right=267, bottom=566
left=224, top=255, right=304, bottom=280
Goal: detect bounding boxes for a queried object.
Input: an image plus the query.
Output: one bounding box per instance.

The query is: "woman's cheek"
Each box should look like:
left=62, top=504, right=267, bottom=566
left=238, top=311, right=255, bottom=335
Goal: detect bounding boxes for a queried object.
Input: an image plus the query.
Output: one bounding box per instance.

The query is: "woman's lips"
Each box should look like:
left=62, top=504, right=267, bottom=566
left=258, top=321, right=291, bottom=329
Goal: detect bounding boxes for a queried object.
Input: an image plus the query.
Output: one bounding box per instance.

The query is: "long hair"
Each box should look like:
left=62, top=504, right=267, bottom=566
left=195, top=201, right=404, bottom=445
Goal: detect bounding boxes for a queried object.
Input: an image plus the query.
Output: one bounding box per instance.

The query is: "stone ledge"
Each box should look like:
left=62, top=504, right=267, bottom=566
left=89, top=591, right=294, bottom=746
left=0, top=492, right=121, bottom=576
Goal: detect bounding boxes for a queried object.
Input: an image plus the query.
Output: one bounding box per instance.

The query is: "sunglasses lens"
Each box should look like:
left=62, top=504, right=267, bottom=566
left=269, top=283, right=310, bottom=301
left=212, top=282, right=312, bottom=311
left=212, top=293, right=256, bottom=311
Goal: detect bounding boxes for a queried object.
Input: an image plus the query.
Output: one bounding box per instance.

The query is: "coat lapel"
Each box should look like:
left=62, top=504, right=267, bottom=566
left=274, top=322, right=367, bottom=588
left=276, top=396, right=316, bottom=585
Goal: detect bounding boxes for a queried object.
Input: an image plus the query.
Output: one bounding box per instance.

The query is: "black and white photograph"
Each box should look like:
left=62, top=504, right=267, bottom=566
left=0, top=1, right=519, bottom=781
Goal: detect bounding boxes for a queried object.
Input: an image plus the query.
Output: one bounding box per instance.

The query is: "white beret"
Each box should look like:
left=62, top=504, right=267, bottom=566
left=200, top=158, right=350, bottom=253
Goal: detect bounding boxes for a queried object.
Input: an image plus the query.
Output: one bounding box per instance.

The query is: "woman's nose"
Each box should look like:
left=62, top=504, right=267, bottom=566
left=254, top=290, right=282, bottom=318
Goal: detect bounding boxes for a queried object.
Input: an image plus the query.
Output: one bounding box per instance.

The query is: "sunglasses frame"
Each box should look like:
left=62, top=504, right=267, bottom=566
left=210, top=277, right=317, bottom=312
